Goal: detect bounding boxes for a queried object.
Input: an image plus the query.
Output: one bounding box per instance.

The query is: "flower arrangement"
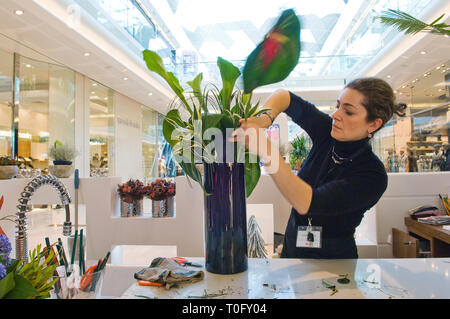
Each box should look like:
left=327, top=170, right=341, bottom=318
left=49, top=140, right=77, bottom=164
left=117, top=179, right=151, bottom=204
left=0, top=196, right=58, bottom=299
left=146, top=179, right=176, bottom=201
left=143, top=9, right=301, bottom=197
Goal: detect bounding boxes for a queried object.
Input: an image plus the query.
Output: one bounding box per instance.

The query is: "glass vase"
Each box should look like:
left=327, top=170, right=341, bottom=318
left=203, top=162, right=248, bottom=274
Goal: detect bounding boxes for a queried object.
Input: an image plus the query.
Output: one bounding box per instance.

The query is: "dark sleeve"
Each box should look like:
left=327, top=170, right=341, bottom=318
left=284, top=91, right=332, bottom=143
left=307, top=164, right=388, bottom=216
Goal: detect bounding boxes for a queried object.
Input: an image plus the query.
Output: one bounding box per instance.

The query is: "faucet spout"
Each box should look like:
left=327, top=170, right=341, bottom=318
left=16, top=175, right=72, bottom=261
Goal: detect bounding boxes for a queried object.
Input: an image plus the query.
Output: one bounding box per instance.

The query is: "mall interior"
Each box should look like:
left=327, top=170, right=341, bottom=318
left=0, top=0, right=449, bottom=299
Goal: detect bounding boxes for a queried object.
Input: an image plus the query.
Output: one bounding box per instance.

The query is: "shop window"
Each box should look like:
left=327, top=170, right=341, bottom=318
left=373, top=61, right=450, bottom=173
left=89, top=80, right=115, bottom=176
left=18, top=55, right=75, bottom=172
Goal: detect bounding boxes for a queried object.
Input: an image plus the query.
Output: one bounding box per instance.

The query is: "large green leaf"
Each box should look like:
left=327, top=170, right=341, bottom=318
left=217, top=57, right=241, bottom=110
left=0, top=272, right=15, bottom=299
left=163, top=109, right=186, bottom=148
left=245, top=159, right=261, bottom=198
left=243, top=9, right=301, bottom=94
left=143, top=50, right=192, bottom=114
left=4, top=274, right=37, bottom=299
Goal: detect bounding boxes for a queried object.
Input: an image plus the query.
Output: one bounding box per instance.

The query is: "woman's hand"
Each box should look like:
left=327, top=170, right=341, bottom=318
left=230, top=117, right=275, bottom=164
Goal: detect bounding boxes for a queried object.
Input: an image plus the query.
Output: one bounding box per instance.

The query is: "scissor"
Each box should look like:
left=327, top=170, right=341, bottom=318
left=170, top=257, right=203, bottom=268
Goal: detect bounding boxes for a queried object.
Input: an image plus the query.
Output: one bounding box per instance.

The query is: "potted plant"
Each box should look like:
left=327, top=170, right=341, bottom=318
left=0, top=157, right=19, bottom=180
left=146, top=179, right=176, bottom=218
left=1, top=202, right=58, bottom=299
left=48, top=140, right=77, bottom=178
left=289, top=135, right=310, bottom=171
left=143, top=9, right=300, bottom=274
left=117, top=179, right=151, bottom=217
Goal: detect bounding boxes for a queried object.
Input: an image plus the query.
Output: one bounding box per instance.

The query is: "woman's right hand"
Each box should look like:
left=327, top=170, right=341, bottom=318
left=243, top=114, right=272, bottom=129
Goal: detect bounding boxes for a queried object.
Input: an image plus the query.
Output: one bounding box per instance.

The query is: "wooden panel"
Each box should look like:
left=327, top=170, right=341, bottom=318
left=392, top=228, right=418, bottom=258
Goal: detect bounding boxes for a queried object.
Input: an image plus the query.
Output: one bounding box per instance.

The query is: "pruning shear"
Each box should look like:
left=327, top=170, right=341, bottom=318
left=170, top=257, right=203, bottom=268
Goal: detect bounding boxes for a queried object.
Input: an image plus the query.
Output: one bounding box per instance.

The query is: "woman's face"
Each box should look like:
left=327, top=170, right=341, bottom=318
left=331, top=88, right=381, bottom=142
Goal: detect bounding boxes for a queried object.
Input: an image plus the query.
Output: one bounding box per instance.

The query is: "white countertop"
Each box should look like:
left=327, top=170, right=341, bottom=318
left=120, top=257, right=450, bottom=299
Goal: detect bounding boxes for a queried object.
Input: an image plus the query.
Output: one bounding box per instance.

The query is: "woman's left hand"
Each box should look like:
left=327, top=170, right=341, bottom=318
left=230, top=118, right=274, bottom=162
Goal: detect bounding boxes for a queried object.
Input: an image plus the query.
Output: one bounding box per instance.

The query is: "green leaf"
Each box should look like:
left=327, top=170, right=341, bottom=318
left=0, top=272, right=15, bottom=299
left=163, top=109, right=185, bottom=147
left=4, top=274, right=37, bottom=299
left=201, top=113, right=223, bottom=135
left=245, top=157, right=261, bottom=198
left=217, top=57, right=241, bottom=110
left=243, top=9, right=301, bottom=93
left=143, top=50, right=192, bottom=114
left=377, top=9, right=450, bottom=36
left=187, top=73, right=205, bottom=111
left=6, top=259, right=21, bottom=274
left=337, top=277, right=350, bottom=284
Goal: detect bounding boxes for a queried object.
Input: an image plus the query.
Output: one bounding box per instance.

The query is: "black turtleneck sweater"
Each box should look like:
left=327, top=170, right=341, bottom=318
left=281, top=92, right=387, bottom=259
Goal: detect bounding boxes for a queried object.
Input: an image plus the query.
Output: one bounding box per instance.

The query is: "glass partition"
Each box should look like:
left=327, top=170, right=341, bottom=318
left=89, top=80, right=115, bottom=176
left=0, top=50, right=13, bottom=157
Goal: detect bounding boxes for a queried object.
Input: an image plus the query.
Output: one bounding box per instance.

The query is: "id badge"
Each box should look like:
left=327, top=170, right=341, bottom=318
left=296, top=226, right=322, bottom=248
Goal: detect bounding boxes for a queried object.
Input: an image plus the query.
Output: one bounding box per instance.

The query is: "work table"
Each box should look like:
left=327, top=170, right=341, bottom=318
left=120, top=257, right=450, bottom=299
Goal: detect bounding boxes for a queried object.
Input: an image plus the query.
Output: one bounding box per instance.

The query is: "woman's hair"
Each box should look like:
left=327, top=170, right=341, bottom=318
left=345, top=77, right=407, bottom=133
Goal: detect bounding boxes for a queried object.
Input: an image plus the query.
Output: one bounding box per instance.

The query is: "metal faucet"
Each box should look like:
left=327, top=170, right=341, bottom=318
left=16, top=175, right=72, bottom=261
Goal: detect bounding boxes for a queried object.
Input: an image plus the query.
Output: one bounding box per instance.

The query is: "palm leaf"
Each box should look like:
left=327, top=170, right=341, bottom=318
left=378, top=9, right=450, bottom=36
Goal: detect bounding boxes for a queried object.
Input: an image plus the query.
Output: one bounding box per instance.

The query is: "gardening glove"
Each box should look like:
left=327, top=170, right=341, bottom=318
left=134, top=257, right=204, bottom=290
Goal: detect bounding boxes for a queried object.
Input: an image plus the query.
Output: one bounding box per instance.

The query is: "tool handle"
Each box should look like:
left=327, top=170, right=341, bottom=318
left=74, top=169, right=79, bottom=189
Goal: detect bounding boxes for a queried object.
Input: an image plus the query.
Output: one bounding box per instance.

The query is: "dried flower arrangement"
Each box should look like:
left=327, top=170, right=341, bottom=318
left=146, top=179, right=176, bottom=201
left=117, top=179, right=151, bottom=204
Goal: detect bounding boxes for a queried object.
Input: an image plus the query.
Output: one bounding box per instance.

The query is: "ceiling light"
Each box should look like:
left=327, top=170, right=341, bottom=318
left=394, top=90, right=397, bottom=93
left=104, top=97, right=108, bottom=100
left=420, top=51, right=426, bottom=55
left=437, top=66, right=441, bottom=70
left=387, top=75, right=391, bottom=79
left=15, top=10, right=24, bottom=15
left=91, top=91, right=95, bottom=94
left=148, top=93, right=153, bottom=96
left=93, top=83, right=97, bottom=87
left=402, top=85, right=406, bottom=88
left=123, top=77, right=128, bottom=81
left=84, top=52, right=90, bottom=57
left=25, top=64, right=31, bottom=68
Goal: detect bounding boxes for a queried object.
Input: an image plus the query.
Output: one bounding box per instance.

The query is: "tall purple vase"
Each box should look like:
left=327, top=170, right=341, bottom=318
left=203, top=162, right=248, bottom=274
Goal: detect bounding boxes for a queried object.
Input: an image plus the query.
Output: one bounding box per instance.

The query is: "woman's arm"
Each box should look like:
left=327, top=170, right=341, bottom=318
left=245, top=89, right=291, bottom=128
left=232, top=119, right=312, bottom=215
left=266, top=152, right=312, bottom=215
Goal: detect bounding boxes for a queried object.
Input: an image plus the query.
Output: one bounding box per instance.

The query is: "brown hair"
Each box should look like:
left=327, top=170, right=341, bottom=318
left=345, top=77, right=406, bottom=133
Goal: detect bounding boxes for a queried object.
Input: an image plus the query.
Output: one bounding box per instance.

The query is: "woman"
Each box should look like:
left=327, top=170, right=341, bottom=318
left=232, top=77, right=406, bottom=259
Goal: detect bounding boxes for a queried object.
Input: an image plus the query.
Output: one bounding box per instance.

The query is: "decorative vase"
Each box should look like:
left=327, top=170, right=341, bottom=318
left=49, top=161, right=74, bottom=178
left=120, top=198, right=143, bottom=217
left=151, top=197, right=175, bottom=217
left=0, top=165, right=18, bottom=179
left=203, top=161, right=248, bottom=274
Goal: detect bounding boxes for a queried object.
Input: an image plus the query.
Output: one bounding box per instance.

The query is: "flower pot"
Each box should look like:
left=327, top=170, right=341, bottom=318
left=0, top=165, right=18, bottom=179
left=203, top=162, right=247, bottom=274
left=49, top=164, right=74, bottom=178
left=120, top=198, right=143, bottom=217
left=151, top=197, right=174, bottom=217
